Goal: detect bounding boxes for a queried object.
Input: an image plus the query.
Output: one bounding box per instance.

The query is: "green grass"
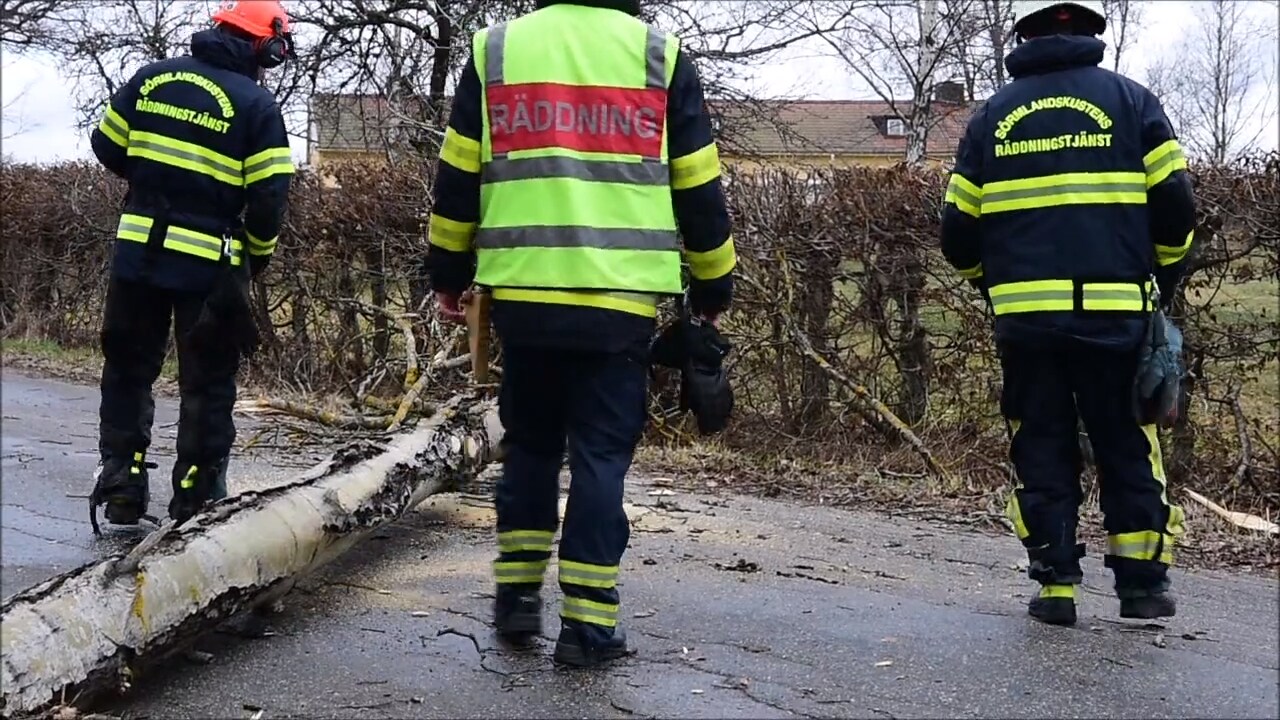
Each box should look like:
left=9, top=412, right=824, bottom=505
left=2, top=337, right=179, bottom=381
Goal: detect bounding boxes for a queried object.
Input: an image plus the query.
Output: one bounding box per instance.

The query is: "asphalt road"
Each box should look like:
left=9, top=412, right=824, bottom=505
left=0, top=369, right=332, bottom=597
left=3, top=372, right=1278, bottom=719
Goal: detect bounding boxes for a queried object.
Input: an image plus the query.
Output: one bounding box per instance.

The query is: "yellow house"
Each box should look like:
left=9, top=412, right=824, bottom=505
left=306, top=86, right=976, bottom=174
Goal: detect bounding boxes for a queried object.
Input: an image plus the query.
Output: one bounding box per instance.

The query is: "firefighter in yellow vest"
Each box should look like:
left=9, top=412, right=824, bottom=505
left=423, top=0, right=735, bottom=667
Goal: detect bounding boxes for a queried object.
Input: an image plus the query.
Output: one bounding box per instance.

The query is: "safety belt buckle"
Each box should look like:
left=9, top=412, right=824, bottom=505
left=220, top=232, right=234, bottom=260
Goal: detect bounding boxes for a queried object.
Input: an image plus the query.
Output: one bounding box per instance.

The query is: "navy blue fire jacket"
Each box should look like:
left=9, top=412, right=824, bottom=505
left=90, top=28, right=293, bottom=294
left=940, top=35, right=1196, bottom=350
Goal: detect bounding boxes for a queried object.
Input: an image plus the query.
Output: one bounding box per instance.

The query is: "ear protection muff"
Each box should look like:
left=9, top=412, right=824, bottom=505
left=255, top=17, right=296, bottom=69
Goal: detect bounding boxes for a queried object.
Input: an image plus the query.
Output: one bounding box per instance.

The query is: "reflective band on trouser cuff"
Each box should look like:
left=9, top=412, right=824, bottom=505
left=1107, top=531, right=1174, bottom=565
left=485, top=22, right=668, bottom=90
left=243, top=147, right=294, bottom=185
left=491, top=288, right=659, bottom=317
left=980, top=172, right=1146, bottom=214
left=559, top=560, right=619, bottom=589
left=475, top=227, right=680, bottom=251
left=99, top=106, right=129, bottom=148
left=429, top=213, right=477, bottom=252
left=117, top=215, right=243, bottom=266
left=247, top=231, right=276, bottom=256
left=483, top=156, right=668, bottom=185
left=945, top=173, right=982, bottom=218
left=562, top=596, right=619, bottom=628
left=494, top=559, right=549, bottom=584
left=1039, top=584, right=1076, bottom=600
left=1144, top=140, right=1187, bottom=188
left=127, top=131, right=242, bottom=186
left=988, top=280, right=1151, bottom=315
left=670, top=143, right=721, bottom=190
left=497, top=529, right=555, bottom=553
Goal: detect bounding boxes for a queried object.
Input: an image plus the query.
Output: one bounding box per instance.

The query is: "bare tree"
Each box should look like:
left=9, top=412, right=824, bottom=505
left=24, top=0, right=211, bottom=129
left=1146, top=0, right=1278, bottom=164
left=0, top=0, right=57, bottom=48
left=1100, top=0, right=1144, bottom=73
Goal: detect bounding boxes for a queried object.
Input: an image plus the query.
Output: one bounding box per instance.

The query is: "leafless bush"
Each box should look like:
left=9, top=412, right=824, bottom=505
left=3, top=154, right=1275, bottom=511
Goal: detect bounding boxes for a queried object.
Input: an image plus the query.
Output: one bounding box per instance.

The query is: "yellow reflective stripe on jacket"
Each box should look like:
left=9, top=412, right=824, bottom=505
left=670, top=142, right=721, bottom=190
left=987, top=279, right=1152, bottom=315
left=945, top=173, right=982, bottom=218
left=956, top=263, right=983, bottom=280
left=98, top=106, right=129, bottom=148
left=243, top=147, right=294, bottom=185
left=494, top=559, right=548, bottom=584
left=685, top=236, right=736, bottom=281
left=1107, top=531, right=1174, bottom=565
left=497, top=529, right=555, bottom=553
left=559, top=560, right=619, bottom=589
left=429, top=213, right=477, bottom=252
left=441, top=126, right=481, bottom=173
left=492, top=288, right=659, bottom=318
left=562, top=596, right=619, bottom=627
left=980, top=171, right=1146, bottom=214
left=116, top=213, right=244, bottom=266
left=246, top=231, right=277, bottom=257
left=1143, top=139, right=1187, bottom=188
left=1156, top=229, right=1193, bottom=267
left=127, top=131, right=242, bottom=186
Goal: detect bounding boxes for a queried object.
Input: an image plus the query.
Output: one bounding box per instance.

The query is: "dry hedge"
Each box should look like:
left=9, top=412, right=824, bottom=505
left=2, top=155, right=1276, bottom=511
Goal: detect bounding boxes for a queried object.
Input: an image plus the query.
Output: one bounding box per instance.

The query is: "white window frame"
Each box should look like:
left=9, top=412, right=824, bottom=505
left=886, top=117, right=906, bottom=136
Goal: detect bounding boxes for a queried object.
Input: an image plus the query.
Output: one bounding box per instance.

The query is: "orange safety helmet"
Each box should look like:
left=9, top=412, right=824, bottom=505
left=211, top=0, right=296, bottom=68
left=211, top=0, right=291, bottom=39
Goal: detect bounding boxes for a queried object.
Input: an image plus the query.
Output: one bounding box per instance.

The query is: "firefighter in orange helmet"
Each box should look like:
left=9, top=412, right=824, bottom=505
left=87, top=1, right=296, bottom=530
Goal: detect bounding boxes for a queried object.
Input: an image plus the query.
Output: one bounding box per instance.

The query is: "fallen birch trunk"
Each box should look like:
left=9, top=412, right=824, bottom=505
left=0, top=393, right=503, bottom=718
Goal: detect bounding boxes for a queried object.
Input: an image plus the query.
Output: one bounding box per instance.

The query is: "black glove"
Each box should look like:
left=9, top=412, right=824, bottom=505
left=249, top=254, right=270, bottom=279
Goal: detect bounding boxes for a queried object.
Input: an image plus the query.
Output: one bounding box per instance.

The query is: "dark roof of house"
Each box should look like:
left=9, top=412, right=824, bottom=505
left=707, top=98, right=974, bottom=158
left=308, top=92, right=976, bottom=159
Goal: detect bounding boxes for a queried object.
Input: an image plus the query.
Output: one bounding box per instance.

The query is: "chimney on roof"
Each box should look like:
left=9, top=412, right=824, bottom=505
left=933, top=80, right=966, bottom=104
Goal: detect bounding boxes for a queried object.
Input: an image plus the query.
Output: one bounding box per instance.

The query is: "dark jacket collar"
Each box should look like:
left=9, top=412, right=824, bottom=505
left=1005, top=35, right=1106, bottom=79
left=536, top=0, right=640, bottom=16
left=190, top=28, right=260, bottom=79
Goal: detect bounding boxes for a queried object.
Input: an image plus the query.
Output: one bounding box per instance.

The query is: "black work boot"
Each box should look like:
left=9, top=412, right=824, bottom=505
left=553, top=622, right=630, bottom=668
left=168, top=459, right=226, bottom=525
left=89, top=451, right=156, bottom=533
left=1120, top=591, right=1177, bottom=619
left=494, top=587, right=542, bottom=642
left=1028, top=584, right=1078, bottom=626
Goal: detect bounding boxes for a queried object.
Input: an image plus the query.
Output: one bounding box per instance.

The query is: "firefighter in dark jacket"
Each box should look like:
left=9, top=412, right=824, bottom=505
left=941, top=0, right=1196, bottom=626
left=88, top=0, right=295, bottom=528
left=423, top=0, right=735, bottom=667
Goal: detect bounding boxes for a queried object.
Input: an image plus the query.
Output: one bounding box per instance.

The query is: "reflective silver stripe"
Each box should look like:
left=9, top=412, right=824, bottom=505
left=118, top=217, right=152, bottom=236
left=485, top=23, right=507, bottom=85
left=947, top=178, right=980, bottom=208
left=645, top=27, right=667, bottom=88
left=990, top=290, right=1072, bottom=307
left=243, top=154, right=291, bottom=178
left=167, top=227, right=242, bottom=263
left=102, top=112, right=128, bottom=141
left=129, top=137, right=240, bottom=181
left=1086, top=289, right=1141, bottom=302
left=484, top=156, right=668, bottom=185
left=982, top=182, right=1146, bottom=204
left=1146, top=147, right=1185, bottom=176
left=475, top=227, right=679, bottom=251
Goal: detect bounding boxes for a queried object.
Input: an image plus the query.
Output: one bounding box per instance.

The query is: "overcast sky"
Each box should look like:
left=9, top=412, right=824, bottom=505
left=1, top=0, right=1276, bottom=164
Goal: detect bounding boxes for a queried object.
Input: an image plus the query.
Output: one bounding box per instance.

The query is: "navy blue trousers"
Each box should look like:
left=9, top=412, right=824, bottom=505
left=493, top=339, right=649, bottom=640
left=999, top=342, right=1184, bottom=596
